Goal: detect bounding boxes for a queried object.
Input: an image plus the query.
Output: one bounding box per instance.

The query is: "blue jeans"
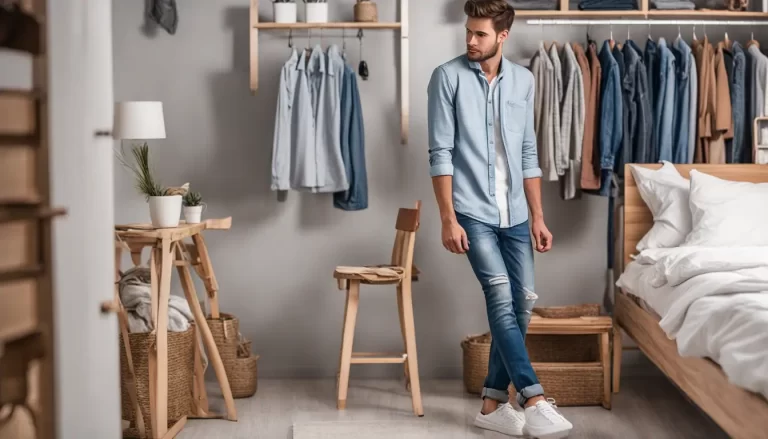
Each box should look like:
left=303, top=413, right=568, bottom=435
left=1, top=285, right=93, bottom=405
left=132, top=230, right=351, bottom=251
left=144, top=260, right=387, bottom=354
left=456, top=213, right=545, bottom=406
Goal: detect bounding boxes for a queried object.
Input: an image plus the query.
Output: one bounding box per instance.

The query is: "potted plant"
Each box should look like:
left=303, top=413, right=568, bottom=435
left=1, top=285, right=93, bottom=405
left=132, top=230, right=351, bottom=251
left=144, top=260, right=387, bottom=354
left=303, top=0, right=328, bottom=23
left=273, top=0, right=297, bottom=23
left=182, top=191, right=205, bottom=224
left=118, top=143, right=182, bottom=228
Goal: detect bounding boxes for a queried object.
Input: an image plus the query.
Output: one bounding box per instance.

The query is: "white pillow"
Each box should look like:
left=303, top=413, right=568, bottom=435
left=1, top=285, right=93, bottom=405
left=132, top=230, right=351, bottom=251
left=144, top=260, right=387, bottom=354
left=682, top=170, right=768, bottom=247
left=629, top=162, right=691, bottom=252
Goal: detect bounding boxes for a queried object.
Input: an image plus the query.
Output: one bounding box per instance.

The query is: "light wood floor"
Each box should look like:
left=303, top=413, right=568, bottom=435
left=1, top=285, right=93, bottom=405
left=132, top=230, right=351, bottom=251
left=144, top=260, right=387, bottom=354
left=178, top=377, right=727, bottom=438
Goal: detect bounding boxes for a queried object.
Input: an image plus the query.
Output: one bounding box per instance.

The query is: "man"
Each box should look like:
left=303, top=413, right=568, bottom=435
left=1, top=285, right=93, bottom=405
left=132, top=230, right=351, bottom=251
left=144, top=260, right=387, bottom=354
left=427, top=1, right=573, bottom=437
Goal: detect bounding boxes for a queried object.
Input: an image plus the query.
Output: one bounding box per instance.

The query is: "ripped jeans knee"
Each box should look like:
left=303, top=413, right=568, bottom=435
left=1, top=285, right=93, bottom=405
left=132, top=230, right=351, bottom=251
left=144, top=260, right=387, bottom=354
left=517, top=287, right=538, bottom=331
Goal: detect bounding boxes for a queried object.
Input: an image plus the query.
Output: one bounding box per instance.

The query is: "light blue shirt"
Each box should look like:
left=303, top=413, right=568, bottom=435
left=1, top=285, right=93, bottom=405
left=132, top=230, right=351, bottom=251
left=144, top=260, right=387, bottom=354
left=427, top=55, right=542, bottom=227
left=271, top=45, right=349, bottom=193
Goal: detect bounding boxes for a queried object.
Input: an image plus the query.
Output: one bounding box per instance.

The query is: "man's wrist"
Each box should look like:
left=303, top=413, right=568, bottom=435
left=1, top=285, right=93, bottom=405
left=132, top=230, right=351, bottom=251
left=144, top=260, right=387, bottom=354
left=530, top=211, right=544, bottom=222
left=440, top=213, right=457, bottom=225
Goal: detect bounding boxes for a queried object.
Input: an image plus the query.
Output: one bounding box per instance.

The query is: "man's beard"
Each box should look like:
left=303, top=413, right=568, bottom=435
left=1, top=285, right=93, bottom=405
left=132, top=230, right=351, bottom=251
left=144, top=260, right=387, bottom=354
left=466, top=42, right=499, bottom=62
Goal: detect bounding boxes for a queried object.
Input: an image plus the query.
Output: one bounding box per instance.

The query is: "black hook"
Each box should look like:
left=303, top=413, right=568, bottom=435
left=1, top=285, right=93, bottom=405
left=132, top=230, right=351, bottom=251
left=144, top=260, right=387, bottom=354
left=288, top=29, right=293, bottom=49
left=357, top=28, right=368, bottom=80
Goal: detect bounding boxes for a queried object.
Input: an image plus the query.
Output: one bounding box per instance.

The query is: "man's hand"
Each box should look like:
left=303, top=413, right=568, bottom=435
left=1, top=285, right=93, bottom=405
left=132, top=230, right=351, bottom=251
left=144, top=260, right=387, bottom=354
left=442, top=220, right=469, bottom=254
left=531, top=217, right=553, bottom=253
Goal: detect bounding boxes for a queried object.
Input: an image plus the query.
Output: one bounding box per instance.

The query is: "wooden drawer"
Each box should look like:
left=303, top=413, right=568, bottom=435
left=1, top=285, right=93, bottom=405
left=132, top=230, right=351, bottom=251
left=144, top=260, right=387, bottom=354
left=0, top=146, right=39, bottom=204
left=0, top=279, right=37, bottom=342
left=0, top=219, right=39, bottom=272
left=0, top=91, right=36, bottom=135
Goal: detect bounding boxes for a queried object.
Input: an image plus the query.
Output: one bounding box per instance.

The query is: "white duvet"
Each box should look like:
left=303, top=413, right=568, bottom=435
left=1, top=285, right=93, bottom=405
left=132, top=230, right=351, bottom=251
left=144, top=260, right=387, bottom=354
left=617, top=247, right=768, bottom=399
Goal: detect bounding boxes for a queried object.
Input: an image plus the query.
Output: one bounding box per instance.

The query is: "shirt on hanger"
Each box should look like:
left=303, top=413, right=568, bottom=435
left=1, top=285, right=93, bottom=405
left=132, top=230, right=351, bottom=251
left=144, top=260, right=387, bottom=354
left=730, top=42, right=747, bottom=163
left=548, top=43, right=566, bottom=176
left=560, top=43, right=584, bottom=201
left=334, top=62, right=368, bottom=211
left=656, top=38, right=676, bottom=163
left=271, top=45, right=349, bottom=193
left=581, top=42, right=602, bottom=190
left=531, top=43, right=558, bottom=182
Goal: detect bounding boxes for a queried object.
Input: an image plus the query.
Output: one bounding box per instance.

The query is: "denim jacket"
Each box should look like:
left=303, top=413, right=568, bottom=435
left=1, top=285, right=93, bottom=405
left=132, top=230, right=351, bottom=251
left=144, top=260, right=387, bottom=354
left=428, top=55, right=542, bottom=227
left=588, top=41, right=622, bottom=197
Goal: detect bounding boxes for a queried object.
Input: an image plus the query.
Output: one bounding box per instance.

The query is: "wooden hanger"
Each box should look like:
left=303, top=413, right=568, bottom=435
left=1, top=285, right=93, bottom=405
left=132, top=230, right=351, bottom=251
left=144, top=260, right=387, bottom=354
left=609, top=25, right=615, bottom=50
left=724, top=31, right=732, bottom=50
left=747, top=30, right=759, bottom=48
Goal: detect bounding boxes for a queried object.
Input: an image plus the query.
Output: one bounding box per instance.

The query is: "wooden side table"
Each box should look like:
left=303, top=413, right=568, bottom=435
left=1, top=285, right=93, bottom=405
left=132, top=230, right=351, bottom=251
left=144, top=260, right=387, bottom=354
left=108, top=218, right=237, bottom=439
left=527, top=315, right=619, bottom=409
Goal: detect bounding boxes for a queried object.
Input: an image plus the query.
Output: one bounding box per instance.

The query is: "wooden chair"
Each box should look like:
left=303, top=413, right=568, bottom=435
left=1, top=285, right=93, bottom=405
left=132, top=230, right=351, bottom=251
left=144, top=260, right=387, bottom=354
left=333, top=201, right=424, bottom=417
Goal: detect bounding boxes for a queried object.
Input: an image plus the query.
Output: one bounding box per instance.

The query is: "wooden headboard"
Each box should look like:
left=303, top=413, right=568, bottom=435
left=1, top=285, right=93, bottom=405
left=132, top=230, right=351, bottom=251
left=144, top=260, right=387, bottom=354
left=623, top=164, right=768, bottom=267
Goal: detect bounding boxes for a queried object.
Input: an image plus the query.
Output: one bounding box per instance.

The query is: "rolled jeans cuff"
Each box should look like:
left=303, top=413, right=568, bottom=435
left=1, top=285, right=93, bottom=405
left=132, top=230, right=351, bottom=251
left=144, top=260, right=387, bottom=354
left=481, top=387, right=510, bottom=404
left=516, top=384, right=545, bottom=406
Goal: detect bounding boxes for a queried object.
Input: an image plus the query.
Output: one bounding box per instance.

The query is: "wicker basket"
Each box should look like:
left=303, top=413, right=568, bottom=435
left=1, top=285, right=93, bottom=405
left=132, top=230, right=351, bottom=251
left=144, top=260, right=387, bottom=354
left=230, top=354, right=259, bottom=398
left=354, top=0, right=378, bottom=22
left=237, top=339, right=252, bottom=358
left=207, top=313, right=239, bottom=373
left=511, top=363, right=603, bottom=406
left=119, top=327, right=194, bottom=438
left=461, top=333, right=492, bottom=395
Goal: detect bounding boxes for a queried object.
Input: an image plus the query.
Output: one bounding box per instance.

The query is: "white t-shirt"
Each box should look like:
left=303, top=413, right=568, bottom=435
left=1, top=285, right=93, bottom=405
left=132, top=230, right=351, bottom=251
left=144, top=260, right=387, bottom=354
left=488, top=77, right=511, bottom=228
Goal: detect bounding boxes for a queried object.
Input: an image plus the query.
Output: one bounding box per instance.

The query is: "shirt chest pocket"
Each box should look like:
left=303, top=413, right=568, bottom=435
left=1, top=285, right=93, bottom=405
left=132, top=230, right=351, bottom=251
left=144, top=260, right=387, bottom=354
left=504, top=100, right=526, bottom=133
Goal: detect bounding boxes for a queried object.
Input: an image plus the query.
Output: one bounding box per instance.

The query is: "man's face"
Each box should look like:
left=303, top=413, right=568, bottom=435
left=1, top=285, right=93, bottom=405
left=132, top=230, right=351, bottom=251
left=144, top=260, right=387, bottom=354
left=465, top=17, right=507, bottom=62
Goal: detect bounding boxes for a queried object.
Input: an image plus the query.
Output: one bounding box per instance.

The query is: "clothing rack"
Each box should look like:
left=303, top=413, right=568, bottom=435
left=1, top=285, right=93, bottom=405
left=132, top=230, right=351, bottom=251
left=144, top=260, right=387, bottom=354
left=250, top=0, right=410, bottom=145
left=526, top=18, right=768, bottom=25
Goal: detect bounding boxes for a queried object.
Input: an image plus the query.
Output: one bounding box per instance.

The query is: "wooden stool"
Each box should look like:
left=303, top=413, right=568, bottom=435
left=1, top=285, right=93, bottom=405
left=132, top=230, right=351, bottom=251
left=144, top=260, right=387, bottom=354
left=332, top=201, right=424, bottom=417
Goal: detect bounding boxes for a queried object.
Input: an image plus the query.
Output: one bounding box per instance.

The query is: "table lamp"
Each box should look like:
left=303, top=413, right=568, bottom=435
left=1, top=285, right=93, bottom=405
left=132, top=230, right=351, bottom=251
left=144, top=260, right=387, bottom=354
left=113, top=101, right=166, bottom=142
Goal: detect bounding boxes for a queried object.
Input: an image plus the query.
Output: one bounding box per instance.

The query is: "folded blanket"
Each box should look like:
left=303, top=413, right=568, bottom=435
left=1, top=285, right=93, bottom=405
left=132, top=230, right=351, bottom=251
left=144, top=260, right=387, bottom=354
left=653, top=0, right=696, bottom=8
left=119, top=266, right=208, bottom=370
left=335, top=266, right=405, bottom=282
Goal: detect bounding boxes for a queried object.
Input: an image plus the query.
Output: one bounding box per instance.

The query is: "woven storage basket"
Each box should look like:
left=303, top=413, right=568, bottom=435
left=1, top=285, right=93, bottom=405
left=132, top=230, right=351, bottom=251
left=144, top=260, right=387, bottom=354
left=119, top=326, right=194, bottom=438
left=461, top=333, right=491, bottom=395
left=230, top=354, right=259, bottom=398
left=237, top=339, right=252, bottom=358
left=510, top=363, right=603, bottom=406
left=354, top=0, right=378, bottom=22
left=207, top=313, right=239, bottom=374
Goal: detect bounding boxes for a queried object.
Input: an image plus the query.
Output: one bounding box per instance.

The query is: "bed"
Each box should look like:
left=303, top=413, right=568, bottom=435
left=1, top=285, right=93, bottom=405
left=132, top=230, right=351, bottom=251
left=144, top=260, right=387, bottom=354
left=615, top=163, right=768, bottom=439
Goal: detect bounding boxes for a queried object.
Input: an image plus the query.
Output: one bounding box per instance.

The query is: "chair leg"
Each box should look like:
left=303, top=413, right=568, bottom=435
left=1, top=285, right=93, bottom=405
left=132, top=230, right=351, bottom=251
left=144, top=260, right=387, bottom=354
left=400, top=281, right=423, bottom=416
left=337, top=280, right=360, bottom=410
left=396, top=285, right=410, bottom=390
left=613, top=326, right=622, bottom=394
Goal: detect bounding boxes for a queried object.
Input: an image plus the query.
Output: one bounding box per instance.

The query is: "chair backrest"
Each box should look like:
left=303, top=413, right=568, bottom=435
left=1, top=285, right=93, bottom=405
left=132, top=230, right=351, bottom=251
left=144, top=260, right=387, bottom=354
left=391, top=201, right=421, bottom=278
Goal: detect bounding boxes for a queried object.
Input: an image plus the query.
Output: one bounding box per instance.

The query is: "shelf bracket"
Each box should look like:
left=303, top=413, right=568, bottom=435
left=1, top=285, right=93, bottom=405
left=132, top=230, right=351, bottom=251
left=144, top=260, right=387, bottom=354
left=250, top=0, right=259, bottom=93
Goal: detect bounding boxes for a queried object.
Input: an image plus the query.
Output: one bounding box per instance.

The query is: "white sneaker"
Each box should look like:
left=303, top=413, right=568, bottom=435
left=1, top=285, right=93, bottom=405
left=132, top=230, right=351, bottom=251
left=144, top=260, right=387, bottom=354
left=473, top=403, right=525, bottom=436
left=523, top=398, right=573, bottom=439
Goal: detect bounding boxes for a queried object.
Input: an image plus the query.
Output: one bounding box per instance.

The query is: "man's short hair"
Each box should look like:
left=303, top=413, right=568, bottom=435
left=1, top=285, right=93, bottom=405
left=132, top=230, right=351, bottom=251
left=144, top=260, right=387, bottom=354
left=464, top=0, right=515, bottom=34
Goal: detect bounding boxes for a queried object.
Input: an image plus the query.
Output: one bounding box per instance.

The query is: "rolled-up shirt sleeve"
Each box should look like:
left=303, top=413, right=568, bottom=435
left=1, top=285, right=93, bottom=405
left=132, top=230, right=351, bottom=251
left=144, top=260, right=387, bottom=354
left=427, top=67, right=455, bottom=177
left=522, top=78, right=543, bottom=179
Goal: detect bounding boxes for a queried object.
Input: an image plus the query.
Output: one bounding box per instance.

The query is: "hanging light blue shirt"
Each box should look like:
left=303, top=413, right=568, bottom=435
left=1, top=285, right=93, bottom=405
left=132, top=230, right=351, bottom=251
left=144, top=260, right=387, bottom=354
left=427, top=55, right=542, bottom=228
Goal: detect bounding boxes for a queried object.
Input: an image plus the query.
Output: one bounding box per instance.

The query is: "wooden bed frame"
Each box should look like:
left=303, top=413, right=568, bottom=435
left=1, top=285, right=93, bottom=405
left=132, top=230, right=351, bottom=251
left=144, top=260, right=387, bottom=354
left=617, top=164, right=768, bottom=439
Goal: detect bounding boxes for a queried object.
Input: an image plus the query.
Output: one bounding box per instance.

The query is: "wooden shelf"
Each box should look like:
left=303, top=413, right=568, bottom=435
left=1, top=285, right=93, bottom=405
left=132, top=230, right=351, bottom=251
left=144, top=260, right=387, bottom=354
left=517, top=9, right=768, bottom=18
left=249, top=0, right=410, bottom=144
left=0, top=207, right=66, bottom=225
left=253, top=22, right=401, bottom=29
left=0, top=264, right=44, bottom=283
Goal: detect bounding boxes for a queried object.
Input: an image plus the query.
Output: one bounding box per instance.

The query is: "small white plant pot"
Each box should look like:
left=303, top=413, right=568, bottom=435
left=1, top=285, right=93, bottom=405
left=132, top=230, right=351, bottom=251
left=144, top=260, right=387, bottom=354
left=304, top=3, right=328, bottom=23
left=273, top=2, right=297, bottom=23
left=148, top=195, right=182, bottom=228
left=183, top=204, right=205, bottom=224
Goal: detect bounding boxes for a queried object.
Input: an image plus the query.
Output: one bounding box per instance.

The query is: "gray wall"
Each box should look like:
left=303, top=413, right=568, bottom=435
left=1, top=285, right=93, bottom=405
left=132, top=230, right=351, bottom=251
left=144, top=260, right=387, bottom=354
left=109, top=0, right=729, bottom=378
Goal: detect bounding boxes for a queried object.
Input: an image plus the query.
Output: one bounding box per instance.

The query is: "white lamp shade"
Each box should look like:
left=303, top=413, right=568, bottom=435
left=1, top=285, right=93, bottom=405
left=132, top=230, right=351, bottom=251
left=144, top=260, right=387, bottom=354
left=113, top=101, right=167, bottom=140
